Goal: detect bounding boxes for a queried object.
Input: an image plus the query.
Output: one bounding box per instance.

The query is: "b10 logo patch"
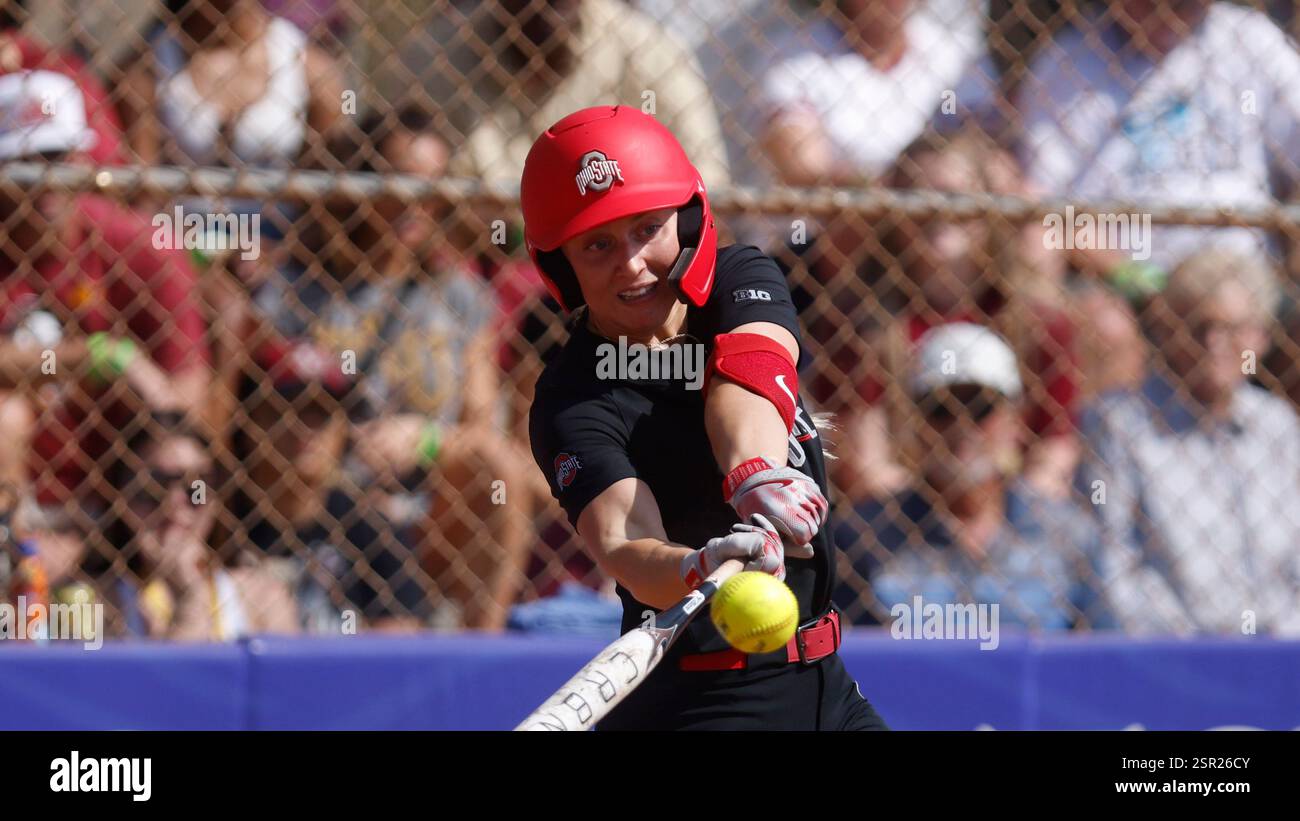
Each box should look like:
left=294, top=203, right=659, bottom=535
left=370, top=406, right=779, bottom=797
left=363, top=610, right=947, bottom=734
left=733, top=288, right=772, bottom=303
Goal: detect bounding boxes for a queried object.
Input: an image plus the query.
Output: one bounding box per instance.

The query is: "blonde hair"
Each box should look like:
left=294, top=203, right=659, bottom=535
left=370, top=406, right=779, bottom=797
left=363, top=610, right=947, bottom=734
left=1166, top=248, right=1282, bottom=325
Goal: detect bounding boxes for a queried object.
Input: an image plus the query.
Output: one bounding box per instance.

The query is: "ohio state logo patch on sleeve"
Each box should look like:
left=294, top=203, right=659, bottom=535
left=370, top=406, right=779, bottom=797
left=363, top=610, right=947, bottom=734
left=554, top=452, right=582, bottom=489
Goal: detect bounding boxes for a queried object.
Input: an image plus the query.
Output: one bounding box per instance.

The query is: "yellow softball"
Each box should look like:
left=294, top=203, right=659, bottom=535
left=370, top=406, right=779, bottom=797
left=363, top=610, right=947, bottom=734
left=710, top=572, right=799, bottom=654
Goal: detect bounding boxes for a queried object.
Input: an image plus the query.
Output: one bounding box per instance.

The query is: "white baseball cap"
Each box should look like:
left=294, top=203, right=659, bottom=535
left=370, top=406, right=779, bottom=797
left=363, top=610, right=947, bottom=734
left=910, top=322, right=1023, bottom=399
left=0, top=70, right=97, bottom=161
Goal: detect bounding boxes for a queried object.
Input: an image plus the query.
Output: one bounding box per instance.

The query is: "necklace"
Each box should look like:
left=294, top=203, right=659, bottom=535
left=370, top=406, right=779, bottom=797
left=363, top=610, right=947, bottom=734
left=650, top=331, right=699, bottom=350
left=586, top=303, right=692, bottom=349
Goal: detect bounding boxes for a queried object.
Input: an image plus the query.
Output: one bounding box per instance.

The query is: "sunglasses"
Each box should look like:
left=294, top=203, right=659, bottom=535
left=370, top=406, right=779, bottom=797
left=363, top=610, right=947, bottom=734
left=1188, top=318, right=1255, bottom=345
left=132, top=468, right=213, bottom=509
left=918, top=386, right=1003, bottom=424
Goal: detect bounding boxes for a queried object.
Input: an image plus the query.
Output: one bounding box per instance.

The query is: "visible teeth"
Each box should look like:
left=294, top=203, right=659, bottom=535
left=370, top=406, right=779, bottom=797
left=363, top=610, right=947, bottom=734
left=620, top=283, right=655, bottom=299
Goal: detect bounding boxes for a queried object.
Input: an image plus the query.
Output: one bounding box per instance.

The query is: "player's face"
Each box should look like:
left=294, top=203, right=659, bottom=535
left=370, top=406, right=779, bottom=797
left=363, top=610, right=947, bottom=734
left=561, top=207, right=682, bottom=338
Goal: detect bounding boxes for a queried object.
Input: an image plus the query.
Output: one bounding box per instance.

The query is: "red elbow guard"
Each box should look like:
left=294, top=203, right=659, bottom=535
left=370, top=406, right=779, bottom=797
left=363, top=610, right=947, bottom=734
left=703, top=332, right=798, bottom=432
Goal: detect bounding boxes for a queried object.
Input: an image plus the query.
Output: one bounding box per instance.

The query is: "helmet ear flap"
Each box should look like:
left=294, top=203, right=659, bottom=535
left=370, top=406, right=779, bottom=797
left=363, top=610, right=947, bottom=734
left=667, top=195, right=709, bottom=306
left=676, top=196, right=704, bottom=246
left=536, top=248, right=585, bottom=312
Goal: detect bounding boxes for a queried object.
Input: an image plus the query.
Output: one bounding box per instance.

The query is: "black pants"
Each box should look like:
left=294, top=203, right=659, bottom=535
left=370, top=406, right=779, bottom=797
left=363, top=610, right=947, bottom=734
left=598, top=653, right=889, bottom=731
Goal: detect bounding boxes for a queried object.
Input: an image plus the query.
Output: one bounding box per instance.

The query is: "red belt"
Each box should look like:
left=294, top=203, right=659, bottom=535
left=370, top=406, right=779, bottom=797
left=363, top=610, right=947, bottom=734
left=679, top=609, right=842, bottom=672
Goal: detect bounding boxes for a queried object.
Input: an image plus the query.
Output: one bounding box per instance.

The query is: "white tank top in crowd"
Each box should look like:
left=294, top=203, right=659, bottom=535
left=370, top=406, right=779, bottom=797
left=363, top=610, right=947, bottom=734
left=153, top=16, right=309, bottom=166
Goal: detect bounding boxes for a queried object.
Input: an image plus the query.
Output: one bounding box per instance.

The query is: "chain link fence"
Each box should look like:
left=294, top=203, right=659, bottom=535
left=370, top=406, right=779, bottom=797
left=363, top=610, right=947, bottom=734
left=1, top=0, right=1299, bottom=640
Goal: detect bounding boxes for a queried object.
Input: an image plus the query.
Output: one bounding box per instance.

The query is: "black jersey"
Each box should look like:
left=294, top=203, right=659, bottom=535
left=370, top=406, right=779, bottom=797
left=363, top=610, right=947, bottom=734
left=528, top=244, right=837, bottom=666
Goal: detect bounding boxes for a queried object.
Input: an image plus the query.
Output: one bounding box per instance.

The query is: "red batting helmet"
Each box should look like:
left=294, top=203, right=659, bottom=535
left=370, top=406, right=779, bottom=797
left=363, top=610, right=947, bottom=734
left=520, top=105, right=717, bottom=312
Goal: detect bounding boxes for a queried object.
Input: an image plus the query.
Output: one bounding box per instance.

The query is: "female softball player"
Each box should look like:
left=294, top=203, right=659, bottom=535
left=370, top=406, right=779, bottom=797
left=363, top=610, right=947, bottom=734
left=522, top=105, right=888, bottom=730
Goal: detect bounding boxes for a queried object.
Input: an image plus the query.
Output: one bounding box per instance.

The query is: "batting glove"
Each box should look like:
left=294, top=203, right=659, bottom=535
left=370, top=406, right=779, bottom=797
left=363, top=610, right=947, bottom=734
left=723, top=457, right=827, bottom=558
left=680, top=513, right=786, bottom=589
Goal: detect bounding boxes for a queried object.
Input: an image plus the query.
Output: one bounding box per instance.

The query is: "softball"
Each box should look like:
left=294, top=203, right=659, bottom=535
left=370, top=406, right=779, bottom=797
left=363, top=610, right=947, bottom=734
left=710, top=572, right=799, bottom=654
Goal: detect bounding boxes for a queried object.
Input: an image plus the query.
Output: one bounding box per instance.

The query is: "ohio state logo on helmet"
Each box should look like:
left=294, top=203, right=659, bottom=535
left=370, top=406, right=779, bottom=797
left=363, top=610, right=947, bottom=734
left=575, top=150, right=624, bottom=195
left=554, top=452, right=582, bottom=489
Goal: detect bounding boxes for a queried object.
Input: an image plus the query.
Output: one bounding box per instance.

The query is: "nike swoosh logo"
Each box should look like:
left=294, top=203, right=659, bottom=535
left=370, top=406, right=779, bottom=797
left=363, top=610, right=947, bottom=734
left=774, top=374, right=796, bottom=405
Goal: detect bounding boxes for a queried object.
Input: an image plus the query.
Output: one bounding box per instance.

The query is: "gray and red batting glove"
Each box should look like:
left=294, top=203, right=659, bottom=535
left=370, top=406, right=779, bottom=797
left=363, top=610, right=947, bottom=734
left=680, top=514, right=786, bottom=588
left=722, top=457, right=827, bottom=558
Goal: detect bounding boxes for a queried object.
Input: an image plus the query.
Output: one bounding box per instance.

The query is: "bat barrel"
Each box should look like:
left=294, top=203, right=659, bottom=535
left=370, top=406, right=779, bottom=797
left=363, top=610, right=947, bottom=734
left=515, top=559, right=744, bottom=730
left=515, top=630, right=659, bottom=731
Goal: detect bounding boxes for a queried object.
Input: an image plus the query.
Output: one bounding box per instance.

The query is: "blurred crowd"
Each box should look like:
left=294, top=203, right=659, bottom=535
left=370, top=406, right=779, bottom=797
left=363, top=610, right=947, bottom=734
left=1, top=0, right=1299, bottom=641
